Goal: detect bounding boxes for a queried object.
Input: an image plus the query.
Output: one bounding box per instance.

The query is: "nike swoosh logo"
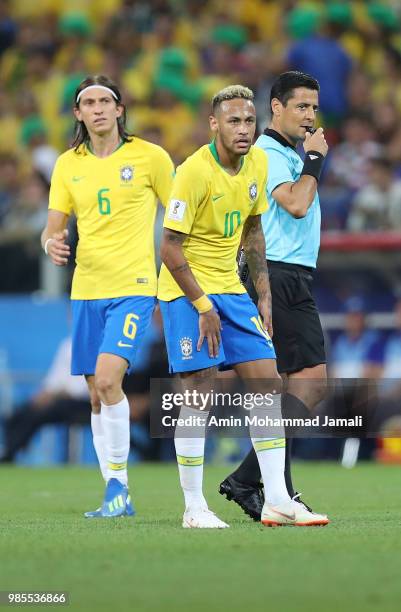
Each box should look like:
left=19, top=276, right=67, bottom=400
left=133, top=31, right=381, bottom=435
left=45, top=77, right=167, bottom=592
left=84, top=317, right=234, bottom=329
left=117, top=341, right=133, bottom=348
left=72, top=176, right=85, bottom=182
left=273, top=509, right=296, bottom=520
left=212, top=194, right=224, bottom=201
left=308, top=155, right=319, bottom=160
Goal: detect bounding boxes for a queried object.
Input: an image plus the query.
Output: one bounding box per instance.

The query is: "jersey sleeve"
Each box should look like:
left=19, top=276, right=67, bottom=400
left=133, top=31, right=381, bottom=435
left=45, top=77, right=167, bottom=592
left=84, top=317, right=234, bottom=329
left=150, top=146, right=175, bottom=208
left=163, top=159, right=208, bottom=234
left=48, top=156, right=73, bottom=215
left=266, top=148, right=294, bottom=197
left=250, top=151, right=269, bottom=216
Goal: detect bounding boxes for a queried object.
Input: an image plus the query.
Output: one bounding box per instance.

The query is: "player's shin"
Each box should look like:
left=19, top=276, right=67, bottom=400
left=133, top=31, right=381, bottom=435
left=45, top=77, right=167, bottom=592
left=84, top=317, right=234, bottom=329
left=174, top=405, right=208, bottom=510
left=101, top=395, right=130, bottom=485
left=91, top=412, right=108, bottom=481
left=249, top=394, right=291, bottom=505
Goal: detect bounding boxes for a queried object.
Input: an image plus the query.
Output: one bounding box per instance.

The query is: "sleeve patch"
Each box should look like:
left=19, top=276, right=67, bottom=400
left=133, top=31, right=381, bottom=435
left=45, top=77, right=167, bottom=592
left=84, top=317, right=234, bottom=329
left=167, top=199, right=187, bottom=222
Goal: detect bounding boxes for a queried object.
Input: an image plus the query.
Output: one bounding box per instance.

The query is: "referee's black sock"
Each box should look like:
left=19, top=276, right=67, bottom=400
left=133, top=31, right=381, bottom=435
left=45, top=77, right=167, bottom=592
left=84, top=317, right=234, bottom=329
left=282, top=392, right=311, bottom=431
left=230, top=447, right=261, bottom=486
left=282, top=393, right=312, bottom=498
left=229, top=439, right=296, bottom=497
left=284, top=437, right=295, bottom=499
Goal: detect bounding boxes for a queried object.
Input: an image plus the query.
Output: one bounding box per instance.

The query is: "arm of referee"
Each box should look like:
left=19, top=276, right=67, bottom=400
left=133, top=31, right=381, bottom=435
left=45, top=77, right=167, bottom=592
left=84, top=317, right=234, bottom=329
left=273, top=128, right=328, bottom=218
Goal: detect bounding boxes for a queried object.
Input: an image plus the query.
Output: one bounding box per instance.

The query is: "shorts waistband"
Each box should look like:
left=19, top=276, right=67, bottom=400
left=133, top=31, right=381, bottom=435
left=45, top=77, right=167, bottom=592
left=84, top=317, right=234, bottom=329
left=266, top=260, right=314, bottom=274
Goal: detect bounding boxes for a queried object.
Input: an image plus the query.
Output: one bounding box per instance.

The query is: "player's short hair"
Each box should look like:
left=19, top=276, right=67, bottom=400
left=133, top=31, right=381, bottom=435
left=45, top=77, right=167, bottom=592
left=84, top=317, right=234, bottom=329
left=72, top=75, right=133, bottom=151
left=211, top=85, right=254, bottom=113
left=270, top=71, right=320, bottom=107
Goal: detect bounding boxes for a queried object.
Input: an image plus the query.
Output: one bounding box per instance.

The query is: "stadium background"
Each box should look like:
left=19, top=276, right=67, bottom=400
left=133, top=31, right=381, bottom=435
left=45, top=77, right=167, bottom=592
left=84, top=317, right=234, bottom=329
left=1, top=0, right=401, bottom=466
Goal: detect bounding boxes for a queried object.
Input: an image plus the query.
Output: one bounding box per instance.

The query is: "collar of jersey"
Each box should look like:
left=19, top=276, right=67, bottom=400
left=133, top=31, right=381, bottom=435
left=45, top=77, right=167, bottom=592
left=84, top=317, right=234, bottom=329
left=263, top=128, right=296, bottom=150
left=86, top=139, right=126, bottom=157
left=208, top=140, right=244, bottom=174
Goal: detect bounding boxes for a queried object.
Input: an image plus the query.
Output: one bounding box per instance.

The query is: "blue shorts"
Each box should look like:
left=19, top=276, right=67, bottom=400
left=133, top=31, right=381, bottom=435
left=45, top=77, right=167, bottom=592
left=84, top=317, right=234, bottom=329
left=159, top=293, right=276, bottom=373
left=71, top=296, right=156, bottom=375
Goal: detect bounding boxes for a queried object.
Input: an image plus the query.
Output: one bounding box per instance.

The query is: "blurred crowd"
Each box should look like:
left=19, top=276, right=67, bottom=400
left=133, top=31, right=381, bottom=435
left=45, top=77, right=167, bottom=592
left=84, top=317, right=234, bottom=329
left=1, top=0, right=401, bottom=465
left=1, top=0, right=401, bottom=293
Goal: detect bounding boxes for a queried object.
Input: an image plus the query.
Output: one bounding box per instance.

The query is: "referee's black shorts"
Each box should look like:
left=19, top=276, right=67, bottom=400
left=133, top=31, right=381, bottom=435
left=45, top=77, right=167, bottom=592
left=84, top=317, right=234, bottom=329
left=244, top=260, right=326, bottom=374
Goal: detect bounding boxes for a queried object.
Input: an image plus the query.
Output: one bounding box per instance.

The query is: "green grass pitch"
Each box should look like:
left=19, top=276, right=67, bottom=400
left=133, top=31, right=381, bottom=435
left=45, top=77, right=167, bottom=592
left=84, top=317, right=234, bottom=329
left=1, top=462, right=400, bottom=612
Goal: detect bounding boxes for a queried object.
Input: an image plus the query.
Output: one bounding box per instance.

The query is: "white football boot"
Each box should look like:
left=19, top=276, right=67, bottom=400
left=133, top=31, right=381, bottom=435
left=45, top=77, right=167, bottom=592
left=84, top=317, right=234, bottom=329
left=290, top=494, right=329, bottom=526
left=261, top=497, right=329, bottom=527
left=183, top=507, right=229, bottom=528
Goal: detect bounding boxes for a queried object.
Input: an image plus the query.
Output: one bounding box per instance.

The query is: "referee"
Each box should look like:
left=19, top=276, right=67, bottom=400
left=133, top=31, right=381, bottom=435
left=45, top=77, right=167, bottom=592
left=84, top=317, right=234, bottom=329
left=220, top=71, right=328, bottom=522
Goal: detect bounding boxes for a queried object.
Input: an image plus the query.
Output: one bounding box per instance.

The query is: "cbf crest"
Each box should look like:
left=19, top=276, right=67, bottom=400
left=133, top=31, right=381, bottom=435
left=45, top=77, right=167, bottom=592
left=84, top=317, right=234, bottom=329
left=180, top=337, right=193, bottom=359
left=120, top=165, right=134, bottom=183
left=249, top=182, right=257, bottom=201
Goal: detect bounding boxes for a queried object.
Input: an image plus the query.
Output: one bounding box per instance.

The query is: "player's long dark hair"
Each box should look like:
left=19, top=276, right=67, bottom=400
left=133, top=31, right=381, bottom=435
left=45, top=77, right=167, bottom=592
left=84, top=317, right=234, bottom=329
left=72, top=75, right=133, bottom=151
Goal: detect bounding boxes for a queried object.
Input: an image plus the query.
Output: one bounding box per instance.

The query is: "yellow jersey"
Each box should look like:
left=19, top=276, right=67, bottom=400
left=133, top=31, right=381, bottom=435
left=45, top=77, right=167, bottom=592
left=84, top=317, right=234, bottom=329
left=158, top=142, right=268, bottom=301
left=49, top=138, right=174, bottom=300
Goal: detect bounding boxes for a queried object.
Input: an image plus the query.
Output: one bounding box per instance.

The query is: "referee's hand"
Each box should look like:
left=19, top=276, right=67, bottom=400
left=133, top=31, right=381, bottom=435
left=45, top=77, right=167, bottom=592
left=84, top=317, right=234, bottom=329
left=197, top=310, right=222, bottom=358
left=303, top=127, right=328, bottom=157
left=46, top=229, right=70, bottom=266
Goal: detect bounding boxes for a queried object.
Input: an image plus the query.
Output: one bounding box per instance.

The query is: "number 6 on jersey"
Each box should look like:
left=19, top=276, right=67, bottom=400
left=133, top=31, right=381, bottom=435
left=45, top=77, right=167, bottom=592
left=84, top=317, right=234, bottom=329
left=123, top=313, right=139, bottom=340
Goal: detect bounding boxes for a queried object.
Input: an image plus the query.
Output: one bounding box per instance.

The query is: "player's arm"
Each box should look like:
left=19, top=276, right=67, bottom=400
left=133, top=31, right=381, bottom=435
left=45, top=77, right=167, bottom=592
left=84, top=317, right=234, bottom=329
left=41, top=210, right=70, bottom=266
left=150, top=147, right=175, bottom=208
left=272, top=128, right=328, bottom=218
left=42, top=155, right=74, bottom=266
left=160, top=228, right=221, bottom=358
left=242, top=214, right=272, bottom=338
left=160, top=228, right=204, bottom=301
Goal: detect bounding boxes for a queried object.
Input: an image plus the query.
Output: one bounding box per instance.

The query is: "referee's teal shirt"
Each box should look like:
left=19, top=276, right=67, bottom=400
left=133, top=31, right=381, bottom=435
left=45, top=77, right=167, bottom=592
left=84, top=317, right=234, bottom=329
left=255, top=129, right=321, bottom=268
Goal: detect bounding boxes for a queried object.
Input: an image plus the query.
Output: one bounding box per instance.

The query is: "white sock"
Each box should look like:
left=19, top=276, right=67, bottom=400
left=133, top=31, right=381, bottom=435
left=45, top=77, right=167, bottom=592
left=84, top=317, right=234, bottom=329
left=91, top=412, right=108, bottom=481
left=174, top=406, right=208, bottom=510
left=250, top=394, right=291, bottom=505
left=101, top=395, right=130, bottom=485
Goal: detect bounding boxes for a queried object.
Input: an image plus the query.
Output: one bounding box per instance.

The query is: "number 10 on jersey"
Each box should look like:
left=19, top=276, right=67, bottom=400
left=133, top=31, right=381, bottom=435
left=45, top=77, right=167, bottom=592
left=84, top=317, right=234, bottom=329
left=223, top=210, right=241, bottom=237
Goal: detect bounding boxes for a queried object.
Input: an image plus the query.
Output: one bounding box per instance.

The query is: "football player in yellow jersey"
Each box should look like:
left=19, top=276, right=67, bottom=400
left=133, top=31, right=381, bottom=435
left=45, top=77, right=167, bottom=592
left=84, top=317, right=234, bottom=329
left=41, top=75, right=174, bottom=518
left=158, top=85, right=303, bottom=528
